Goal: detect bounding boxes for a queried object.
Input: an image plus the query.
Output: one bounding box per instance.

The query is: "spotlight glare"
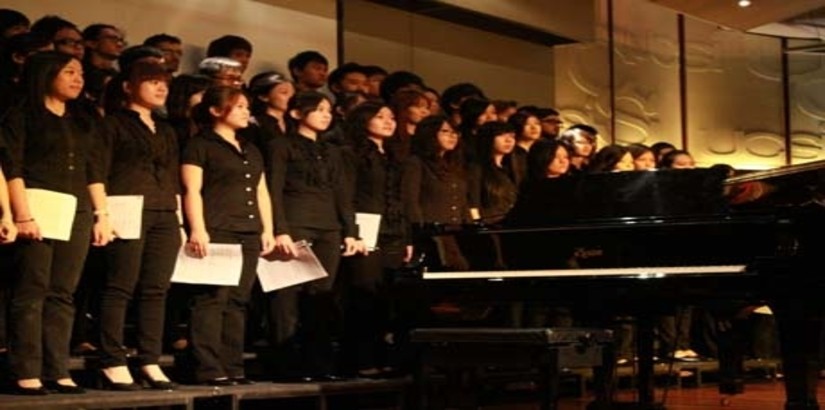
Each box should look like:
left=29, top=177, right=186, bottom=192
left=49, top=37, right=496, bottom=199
left=738, top=0, right=751, bottom=7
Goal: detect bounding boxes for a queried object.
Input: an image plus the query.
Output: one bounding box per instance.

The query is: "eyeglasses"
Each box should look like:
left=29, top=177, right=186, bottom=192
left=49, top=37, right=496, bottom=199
left=54, top=38, right=83, bottom=48
left=99, top=34, right=128, bottom=45
left=160, top=48, right=183, bottom=57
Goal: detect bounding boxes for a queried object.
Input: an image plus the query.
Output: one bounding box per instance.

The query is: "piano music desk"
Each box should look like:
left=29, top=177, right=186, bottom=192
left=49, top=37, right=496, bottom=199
left=411, top=327, right=613, bottom=410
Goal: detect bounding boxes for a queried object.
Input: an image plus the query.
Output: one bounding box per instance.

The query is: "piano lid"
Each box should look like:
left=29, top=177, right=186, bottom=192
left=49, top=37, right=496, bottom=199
left=506, top=168, right=728, bottom=227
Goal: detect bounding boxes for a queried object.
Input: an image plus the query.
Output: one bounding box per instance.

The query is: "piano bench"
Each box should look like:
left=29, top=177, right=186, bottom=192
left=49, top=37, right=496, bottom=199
left=411, top=327, right=614, bottom=410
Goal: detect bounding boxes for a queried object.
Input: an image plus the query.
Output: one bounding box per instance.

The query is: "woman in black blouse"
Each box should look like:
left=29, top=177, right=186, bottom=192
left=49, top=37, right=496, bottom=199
left=474, top=121, right=520, bottom=225
left=245, top=71, right=294, bottom=152
left=181, top=86, right=275, bottom=385
left=1, top=50, right=111, bottom=395
left=339, top=101, right=411, bottom=377
left=402, top=115, right=477, bottom=271
left=266, top=90, right=361, bottom=380
left=97, top=61, right=180, bottom=390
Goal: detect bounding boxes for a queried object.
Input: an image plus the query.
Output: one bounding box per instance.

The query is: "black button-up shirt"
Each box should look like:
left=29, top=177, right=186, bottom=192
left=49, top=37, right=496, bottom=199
left=181, top=131, right=263, bottom=234
left=402, top=156, right=472, bottom=225
left=101, top=109, right=179, bottom=210
left=266, top=133, right=357, bottom=237
left=0, top=105, right=103, bottom=211
left=344, top=141, right=406, bottom=238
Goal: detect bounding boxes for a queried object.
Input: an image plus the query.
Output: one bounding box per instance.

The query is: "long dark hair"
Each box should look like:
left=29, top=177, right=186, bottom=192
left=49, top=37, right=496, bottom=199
left=527, top=139, right=570, bottom=181
left=588, top=144, right=629, bottom=173
left=411, top=115, right=463, bottom=177
left=20, top=50, right=75, bottom=113
left=344, top=101, right=387, bottom=150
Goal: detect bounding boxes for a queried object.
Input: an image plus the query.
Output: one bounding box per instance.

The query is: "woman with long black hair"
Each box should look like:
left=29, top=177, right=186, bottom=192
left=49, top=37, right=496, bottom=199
left=1, top=50, right=111, bottom=395
left=339, top=101, right=411, bottom=377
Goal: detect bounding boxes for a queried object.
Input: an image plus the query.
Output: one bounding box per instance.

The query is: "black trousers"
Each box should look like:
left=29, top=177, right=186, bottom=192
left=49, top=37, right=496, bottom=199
left=189, top=231, right=260, bottom=382
left=338, top=235, right=405, bottom=372
left=269, top=228, right=341, bottom=376
left=99, top=210, right=181, bottom=367
left=8, top=211, right=92, bottom=380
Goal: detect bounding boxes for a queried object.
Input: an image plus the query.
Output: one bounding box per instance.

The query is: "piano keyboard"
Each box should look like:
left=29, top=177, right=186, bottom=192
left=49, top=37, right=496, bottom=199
left=422, top=265, right=748, bottom=280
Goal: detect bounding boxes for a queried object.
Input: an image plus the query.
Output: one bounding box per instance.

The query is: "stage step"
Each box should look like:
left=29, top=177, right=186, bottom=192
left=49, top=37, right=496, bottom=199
left=0, top=377, right=411, bottom=410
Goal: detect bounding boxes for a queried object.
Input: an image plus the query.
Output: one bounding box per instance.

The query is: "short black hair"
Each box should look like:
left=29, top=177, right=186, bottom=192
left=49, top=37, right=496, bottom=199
left=535, top=107, right=559, bottom=118
left=30, top=15, right=78, bottom=40
left=361, top=64, right=387, bottom=77
left=206, top=35, right=252, bottom=57
left=81, top=23, right=117, bottom=41
left=567, top=123, right=598, bottom=136
left=287, top=50, right=328, bottom=78
left=0, top=8, right=29, bottom=34
left=118, top=45, right=163, bottom=73
left=379, top=70, right=424, bottom=102
left=327, top=62, right=366, bottom=88
left=144, top=33, right=181, bottom=47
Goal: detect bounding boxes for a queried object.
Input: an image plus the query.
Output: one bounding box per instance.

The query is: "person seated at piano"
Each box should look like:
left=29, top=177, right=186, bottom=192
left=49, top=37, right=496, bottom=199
left=402, top=115, right=477, bottom=271
left=587, top=145, right=634, bottom=173
left=628, top=143, right=656, bottom=171
left=557, top=124, right=598, bottom=174
left=473, top=121, right=521, bottom=225
left=659, top=149, right=695, bottom=169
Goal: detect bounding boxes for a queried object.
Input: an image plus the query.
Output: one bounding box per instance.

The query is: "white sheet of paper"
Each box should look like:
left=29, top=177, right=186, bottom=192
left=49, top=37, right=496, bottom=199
left=108, top=195, right=144, bottom=240
left=753, top=305, right=773, bottom=315
left=356, top=212, right=381, bottom=251
left=257, top=242, right=328, bottom=292
left=26, top=188, right=77, bottom=241
left=171, top=244, right=244, bottom=286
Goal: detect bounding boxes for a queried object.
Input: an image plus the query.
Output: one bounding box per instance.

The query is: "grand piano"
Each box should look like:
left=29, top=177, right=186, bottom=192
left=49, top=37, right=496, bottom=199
left=402, top=161, right=825, bottom=410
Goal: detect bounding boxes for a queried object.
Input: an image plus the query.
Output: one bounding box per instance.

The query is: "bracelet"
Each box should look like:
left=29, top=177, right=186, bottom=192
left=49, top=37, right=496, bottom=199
left=14, top=218, right=34, bottom=223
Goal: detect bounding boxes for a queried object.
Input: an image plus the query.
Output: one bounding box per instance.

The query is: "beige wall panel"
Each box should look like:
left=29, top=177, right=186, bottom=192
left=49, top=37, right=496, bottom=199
left=788, top=40, right=825, bottom=165
left=685, top=18, right=784, bottom=169
left=5, top=0, right=337, bottom=78
left=343, top=0, right=555, bottom=106
left=612, top=0, right=680, bottom=147
left=435, top=0, right=596, bottom=42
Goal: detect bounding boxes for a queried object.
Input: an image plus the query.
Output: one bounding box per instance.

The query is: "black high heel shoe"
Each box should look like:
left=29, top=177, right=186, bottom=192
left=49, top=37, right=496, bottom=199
left=8, top=382, right=49, bottom=396
left=138, top=372, right=178, bottom=391
left=44, top=381, right=86, bottom=394
left=99, top=370, right=142, bottom=391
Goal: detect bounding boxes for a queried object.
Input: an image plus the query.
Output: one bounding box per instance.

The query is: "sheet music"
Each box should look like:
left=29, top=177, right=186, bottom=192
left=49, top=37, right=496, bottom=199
left=108, top=195, right=144, bottom=240
left=26, top=188, right=77, bottom=241
left=170, top=244, right=244, bottom=286
left=356, top=213, right=381, bottom=251
left=257, top=241, right=328, bottom=292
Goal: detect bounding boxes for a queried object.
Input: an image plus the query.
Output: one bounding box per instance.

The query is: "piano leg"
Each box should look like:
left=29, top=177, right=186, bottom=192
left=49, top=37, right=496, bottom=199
left=716, top=315, right=746, bottom=395
left=774, top=301, right=822, bottom=410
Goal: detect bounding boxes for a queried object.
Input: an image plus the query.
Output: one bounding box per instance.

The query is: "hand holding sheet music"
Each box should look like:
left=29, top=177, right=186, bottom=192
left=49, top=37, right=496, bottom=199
left=257, top=240, right=328, bottom=292
left=107, top=195, right=144, bottom=240
left=25, top=189, right=77, bottom=241
left=170, top=243, right=244, bottom=286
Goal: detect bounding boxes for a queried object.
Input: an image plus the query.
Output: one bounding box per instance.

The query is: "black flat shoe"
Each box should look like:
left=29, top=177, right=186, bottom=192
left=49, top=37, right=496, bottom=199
left=99, top=372, right=142, bottom=391
left=139, top=374, right=178, bottom=391
left=203, top=377, right=236, bottom=387
left=44, top=381, right=86, bottom=394
left=8, top=383, right=49, bottom=396
left=230, top=377, right=256, bottom=385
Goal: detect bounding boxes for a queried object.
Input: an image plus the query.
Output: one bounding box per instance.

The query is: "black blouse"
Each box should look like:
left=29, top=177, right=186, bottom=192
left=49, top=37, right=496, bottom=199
left=181, top=131, right=264, bottom=234
left=401, top=156, right=473, bottom=225
left=345, top=140, right=406, bottom=238
left=266, top=132, right=357, bottom=237
left=243, top=113, right=285, bottom=156
left=101, top=109, right=179, bottom=210
left=0, top=105, right=103, bottom=212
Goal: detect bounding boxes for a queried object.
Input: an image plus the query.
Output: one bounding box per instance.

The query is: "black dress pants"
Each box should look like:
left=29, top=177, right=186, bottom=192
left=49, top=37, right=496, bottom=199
left=8, top=211, right=92, bottom=380
left=269, top=228, right=341, bottom=377
left=99, top=210, right=181, bottom=367
left=189, top=231, right=260, bottom=382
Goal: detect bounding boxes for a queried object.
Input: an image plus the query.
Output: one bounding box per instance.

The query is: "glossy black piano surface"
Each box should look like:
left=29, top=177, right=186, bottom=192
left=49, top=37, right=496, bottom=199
left=399, top=162, right=825, bottom=410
